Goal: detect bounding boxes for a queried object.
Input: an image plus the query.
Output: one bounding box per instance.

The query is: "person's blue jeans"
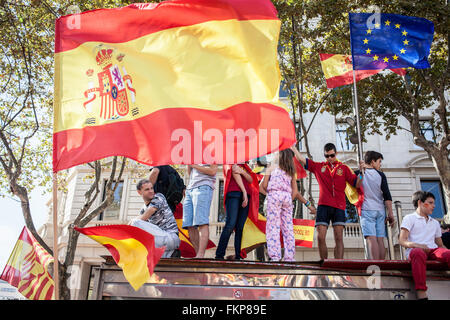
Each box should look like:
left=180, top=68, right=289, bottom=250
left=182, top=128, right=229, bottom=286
left=215, top=191, right=250, bottom=259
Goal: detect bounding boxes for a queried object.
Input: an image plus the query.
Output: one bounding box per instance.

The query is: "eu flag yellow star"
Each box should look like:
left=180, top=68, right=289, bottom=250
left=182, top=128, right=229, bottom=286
left=403, top=39, right=409, bottom=45
left=400, top=48, right=406, bottom=54
left=402, top=30, right=408, bottom=36
left=385, top=20, right=391, bottom=26
left=393, top=55, right=399, bottom=60
left=366, top=48, right=371, bottom=54
left=383, top=57, right=389, bottom=63
left=373, top=55, right=379, bottom=61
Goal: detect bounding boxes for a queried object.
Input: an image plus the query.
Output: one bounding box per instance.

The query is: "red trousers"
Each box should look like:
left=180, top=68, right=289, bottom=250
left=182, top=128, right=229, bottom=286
left=409, top=247, right=450, bottom=291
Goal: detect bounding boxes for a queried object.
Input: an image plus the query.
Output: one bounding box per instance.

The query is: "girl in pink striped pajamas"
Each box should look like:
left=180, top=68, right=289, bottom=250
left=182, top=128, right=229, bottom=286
left=260, top=149, right=298, bottom=262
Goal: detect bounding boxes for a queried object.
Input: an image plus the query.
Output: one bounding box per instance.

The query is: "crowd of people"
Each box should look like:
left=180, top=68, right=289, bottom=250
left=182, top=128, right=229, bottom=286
left=128, top=143, right=450, bottom=299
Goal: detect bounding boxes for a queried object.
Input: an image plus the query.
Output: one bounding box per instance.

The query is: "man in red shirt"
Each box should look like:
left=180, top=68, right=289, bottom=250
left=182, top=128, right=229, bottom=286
left=292, top=143, right=363, bottom=260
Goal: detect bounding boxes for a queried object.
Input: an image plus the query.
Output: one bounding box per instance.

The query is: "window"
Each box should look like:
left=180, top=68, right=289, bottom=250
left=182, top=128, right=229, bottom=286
left=420, top=120, right=436, bottom=143
left=420, top=180, right=446, bottom=219
left=413, top=120, right=436, bottom=150
left=217, top=179, right=225, bottom=222
left=279, top=80, right=290, bottom=98
left=336, top=122, right=355, bottom=152
left=98, top=181, right=124, bottom=220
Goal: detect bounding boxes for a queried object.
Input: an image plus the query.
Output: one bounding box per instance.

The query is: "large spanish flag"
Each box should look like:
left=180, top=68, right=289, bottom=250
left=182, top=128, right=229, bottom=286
left=319, top=53, right=406, bottom=88
left=53, top=0, right=296, bottom=172
left=1, top=227, right=55, bottom=300
left=75, top=225, right=164, bottom=291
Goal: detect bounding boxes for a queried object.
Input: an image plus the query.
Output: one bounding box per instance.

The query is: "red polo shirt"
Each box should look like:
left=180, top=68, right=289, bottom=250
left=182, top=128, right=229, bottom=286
left=305, top=158, right=357, bottom=210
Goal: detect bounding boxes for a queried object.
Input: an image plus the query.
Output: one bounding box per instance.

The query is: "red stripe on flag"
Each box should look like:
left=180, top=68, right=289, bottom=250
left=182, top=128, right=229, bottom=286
left=45, top=283, right=54, bottom=300
left=325, top=69, right=381, bottom=88
left=34, top=277, right=50, bottom=300
left=53, top=103, right=296, bottom=172
left=55, top=0, right=278, bottom=53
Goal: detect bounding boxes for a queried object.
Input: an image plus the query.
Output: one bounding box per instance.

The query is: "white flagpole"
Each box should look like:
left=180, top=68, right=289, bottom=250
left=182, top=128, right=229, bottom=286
left=52, top=172, right=59, bottom=300
left=351, top=69, right=364, bottom=163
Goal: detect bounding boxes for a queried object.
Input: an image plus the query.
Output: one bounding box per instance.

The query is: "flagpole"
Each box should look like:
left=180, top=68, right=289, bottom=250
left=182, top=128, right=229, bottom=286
left=349, top=15, right=368, bottom=259
left=351, top=70, right=364, bottom=163
left=52, top=172, right=59, bottom=300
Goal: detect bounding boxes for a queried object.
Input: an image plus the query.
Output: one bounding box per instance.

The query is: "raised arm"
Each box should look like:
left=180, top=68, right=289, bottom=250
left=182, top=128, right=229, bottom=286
left=191, top=164, right=218, bottom=176
left=148, top=167, right=160, bottom=186
left=291, top=145, right=306, bottom=166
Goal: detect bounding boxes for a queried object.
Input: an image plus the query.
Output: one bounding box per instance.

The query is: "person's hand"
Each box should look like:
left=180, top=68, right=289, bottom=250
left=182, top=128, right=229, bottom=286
left=386, top=214, right=395, bottom=227
left=242, top=193, right=248, bottom=208
left=308, top=206, right=317, bottom=215
left=359, top=160, right=367, bottom=172
left=415, top=244, right=431, bottom=254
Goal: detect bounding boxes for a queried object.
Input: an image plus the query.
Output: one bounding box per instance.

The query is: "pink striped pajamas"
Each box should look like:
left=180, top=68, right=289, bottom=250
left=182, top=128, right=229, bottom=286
left=265, top=167, right=295, bottom=262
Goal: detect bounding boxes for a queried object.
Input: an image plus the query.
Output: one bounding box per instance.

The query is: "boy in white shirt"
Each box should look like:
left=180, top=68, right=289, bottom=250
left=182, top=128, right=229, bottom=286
left=399, top=190, right=450, bottom=300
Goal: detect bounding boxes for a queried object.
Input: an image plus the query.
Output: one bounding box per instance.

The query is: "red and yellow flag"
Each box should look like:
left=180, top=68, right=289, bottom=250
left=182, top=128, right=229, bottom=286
left=1, top=227, right=55, bottom=300
left=345, top=168, right=365, bottom=216
left=75, top=225, right=164, bottom=291
left=53, top=0, right=296, bottom=172
left=319, top=53, right=406, bottom=88
left=173, top=204, right=216, bottom=258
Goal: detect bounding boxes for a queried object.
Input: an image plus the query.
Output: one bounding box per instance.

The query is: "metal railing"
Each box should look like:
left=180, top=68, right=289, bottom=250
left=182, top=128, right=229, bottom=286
left=394, top=201, right=406, bottom=260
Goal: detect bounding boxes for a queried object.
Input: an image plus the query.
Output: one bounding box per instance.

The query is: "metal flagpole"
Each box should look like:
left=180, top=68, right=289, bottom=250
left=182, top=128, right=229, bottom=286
left=351, top=67, right=369, bottom=260
left=52, top=172, right=59, bottom=300
left=351, top=70, right=364, bottom=163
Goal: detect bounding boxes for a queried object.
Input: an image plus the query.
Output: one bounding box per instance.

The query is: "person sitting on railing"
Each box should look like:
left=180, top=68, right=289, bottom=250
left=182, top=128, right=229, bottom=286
left=399, top=190, right=450, bottom=300
left=130, top=179, right=181, bottom=258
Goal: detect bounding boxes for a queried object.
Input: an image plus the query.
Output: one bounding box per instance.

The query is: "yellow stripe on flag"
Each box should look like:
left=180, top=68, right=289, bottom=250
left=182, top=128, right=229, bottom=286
left=241, top=213, right=266, bottom=250
left=89, top=235, right=151, bottom=290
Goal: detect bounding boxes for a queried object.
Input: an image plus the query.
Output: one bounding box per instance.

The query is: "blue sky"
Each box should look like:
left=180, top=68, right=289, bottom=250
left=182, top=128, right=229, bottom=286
left=0, top=187, right=49, bottom=272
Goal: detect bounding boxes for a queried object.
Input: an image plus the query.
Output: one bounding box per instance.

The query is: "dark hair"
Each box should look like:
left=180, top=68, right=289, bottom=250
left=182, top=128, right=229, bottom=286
left=279, top=148, right=296, bottom=178
left=364, top=150, right=384, bottom=165
left=441, top=221, right=450, bottom=230
left=324, top=143, right=336, bottom=153
left=412, top=190, right=435, bottom=208
left=136, top=179, right=151, bottom=191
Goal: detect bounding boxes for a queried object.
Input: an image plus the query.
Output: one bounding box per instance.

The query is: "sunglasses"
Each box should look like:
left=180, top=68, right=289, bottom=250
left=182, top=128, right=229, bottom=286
left=324, top=154, right=336, bottom=158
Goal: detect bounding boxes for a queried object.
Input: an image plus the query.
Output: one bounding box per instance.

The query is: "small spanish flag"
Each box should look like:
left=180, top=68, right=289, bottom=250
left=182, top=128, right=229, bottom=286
left=75, top=225, right=164, bottom=291
left=319, top=53, right=406, bottom=88
left=1, top=227, right=55, bottom=300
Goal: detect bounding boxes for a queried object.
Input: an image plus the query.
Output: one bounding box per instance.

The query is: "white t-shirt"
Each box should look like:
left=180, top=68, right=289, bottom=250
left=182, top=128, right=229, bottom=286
left=400, top=212, right=442, bottom=259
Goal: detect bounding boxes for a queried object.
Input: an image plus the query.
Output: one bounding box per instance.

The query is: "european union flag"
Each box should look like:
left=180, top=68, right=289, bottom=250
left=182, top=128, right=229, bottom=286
left=349, top=13, right=434, bottom=70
